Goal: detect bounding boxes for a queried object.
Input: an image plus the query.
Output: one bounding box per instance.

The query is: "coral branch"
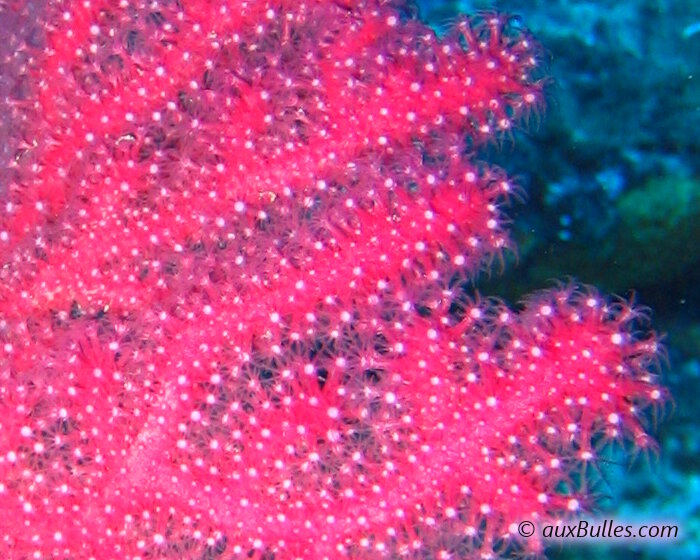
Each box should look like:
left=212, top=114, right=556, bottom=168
left=0, top=1, right=662, bottom=559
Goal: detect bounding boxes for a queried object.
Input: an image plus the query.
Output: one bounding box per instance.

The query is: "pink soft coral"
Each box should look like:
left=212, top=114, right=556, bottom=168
left=0, top=1, right=662, bottom=559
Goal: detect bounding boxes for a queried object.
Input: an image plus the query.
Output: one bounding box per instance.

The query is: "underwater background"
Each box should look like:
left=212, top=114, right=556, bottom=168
left=419, top=0, right=699, bottom=558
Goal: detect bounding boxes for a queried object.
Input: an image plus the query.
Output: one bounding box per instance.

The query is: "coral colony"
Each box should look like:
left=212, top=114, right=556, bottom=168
left=0, top=1, right=663, bottom=559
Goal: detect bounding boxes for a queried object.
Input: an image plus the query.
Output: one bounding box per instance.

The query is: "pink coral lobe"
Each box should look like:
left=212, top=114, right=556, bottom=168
left=0, top=1, right=663, bottom=559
